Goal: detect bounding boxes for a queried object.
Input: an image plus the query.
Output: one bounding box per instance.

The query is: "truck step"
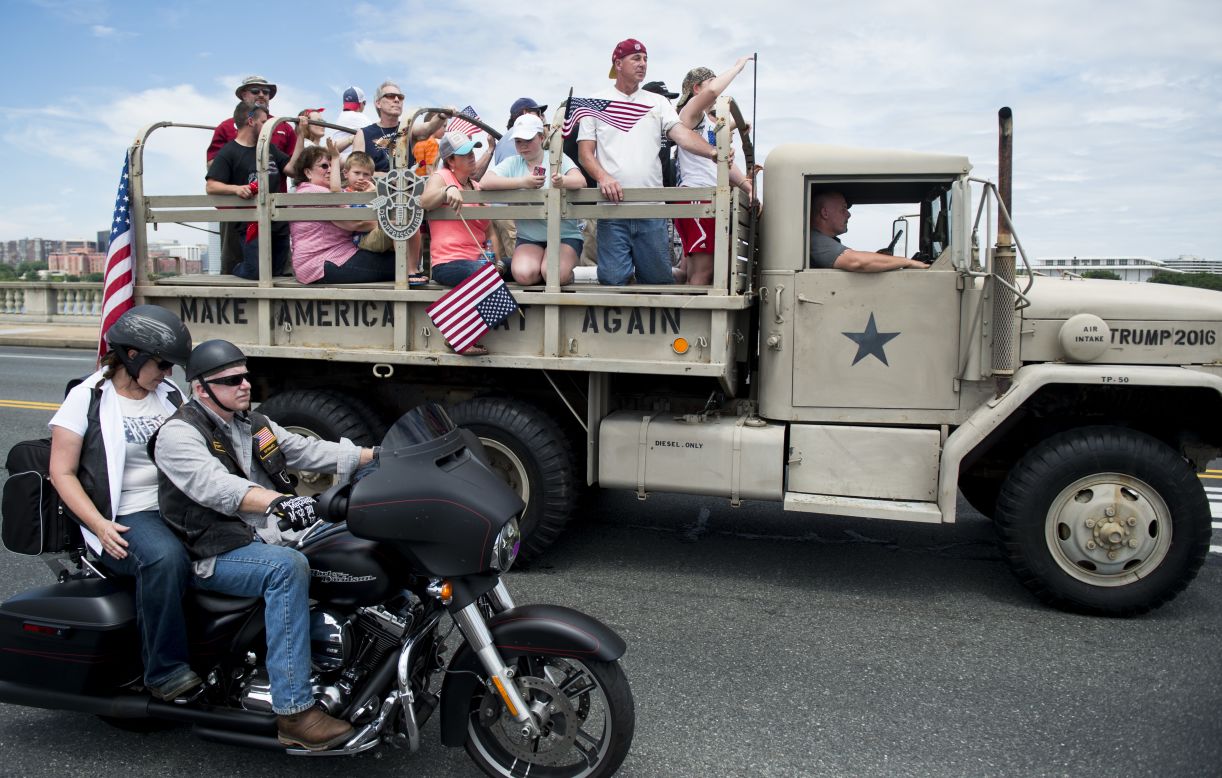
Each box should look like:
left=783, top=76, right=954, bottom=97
left=782, top=493, right=943, bottom=523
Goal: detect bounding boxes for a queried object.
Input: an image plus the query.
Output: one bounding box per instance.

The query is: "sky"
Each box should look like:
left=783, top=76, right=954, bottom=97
left=2, top=0, right=1220, bottom=261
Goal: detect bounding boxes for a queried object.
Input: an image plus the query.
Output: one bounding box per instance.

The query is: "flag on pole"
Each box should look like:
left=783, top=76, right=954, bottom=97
left=425, top=263, right=518, bottom=353
left=447, top=106, right=482, bottom=138
left=561, top=97, right=653, bottom=137
left=98, top=156, right=135, bottom=361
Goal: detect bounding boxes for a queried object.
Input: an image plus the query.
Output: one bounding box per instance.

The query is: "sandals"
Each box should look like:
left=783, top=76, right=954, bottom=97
left=449, top=343, right=488, bottom=356
left=408, top=273, right=429, bottom=287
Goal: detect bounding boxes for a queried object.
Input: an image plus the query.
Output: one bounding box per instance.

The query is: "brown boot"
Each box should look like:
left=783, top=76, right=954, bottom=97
left=277, top=704, right=354, bottom=751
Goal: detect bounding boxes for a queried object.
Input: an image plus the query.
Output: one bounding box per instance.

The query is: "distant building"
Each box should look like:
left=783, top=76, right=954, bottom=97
left=48, top=248, right=106, bottom=275
left=1161, top=254, right=1222, bottom=275
left=1025, top=256, right=1177, bottom=283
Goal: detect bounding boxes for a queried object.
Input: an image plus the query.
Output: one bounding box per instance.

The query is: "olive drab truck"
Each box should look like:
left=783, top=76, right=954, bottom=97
left=126, top=104, right=1219, bottom=616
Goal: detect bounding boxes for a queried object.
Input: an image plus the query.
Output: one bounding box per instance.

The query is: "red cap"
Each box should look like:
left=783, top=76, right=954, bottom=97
left=609, top=38, right=646, bottom=78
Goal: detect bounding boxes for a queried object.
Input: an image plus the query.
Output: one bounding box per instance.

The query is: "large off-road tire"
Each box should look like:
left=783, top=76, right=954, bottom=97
left=450, top=398, right=577, bottom=561
left=465, top=656, right=635, bottom=778
left=994, top=426, right=1211, bottom=616
left=257, top=389, right=378, bottom=495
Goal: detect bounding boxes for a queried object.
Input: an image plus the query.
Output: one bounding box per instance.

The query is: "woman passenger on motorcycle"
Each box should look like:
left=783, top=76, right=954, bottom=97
left=47, top=306, right=200, bottom=701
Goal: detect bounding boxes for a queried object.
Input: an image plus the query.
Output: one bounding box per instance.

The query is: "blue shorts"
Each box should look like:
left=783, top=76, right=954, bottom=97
left=515, top=237, right=585, bottom=256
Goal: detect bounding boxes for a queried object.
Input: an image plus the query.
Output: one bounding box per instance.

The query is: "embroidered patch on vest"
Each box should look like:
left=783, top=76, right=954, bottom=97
left=255, top=425, right=280, bottom=460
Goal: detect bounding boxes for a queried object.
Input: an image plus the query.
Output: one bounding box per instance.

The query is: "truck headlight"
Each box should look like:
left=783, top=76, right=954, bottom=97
left=490, top=517, right=521, bottom=572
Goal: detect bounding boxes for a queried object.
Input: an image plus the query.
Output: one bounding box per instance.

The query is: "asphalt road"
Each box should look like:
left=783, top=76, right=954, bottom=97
left=0, top=345, right=1219, bottom=777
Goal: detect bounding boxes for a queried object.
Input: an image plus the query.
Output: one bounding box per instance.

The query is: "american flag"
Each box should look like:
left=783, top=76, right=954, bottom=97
left=98, top=156, right=134, bottom=361
left=561, top=97, right=653, bottom=137
left=426, top=263, right=518, bottom=354
left=254, top=426, right=277, bottom=452
left=447, top=106, right=482, bottom=138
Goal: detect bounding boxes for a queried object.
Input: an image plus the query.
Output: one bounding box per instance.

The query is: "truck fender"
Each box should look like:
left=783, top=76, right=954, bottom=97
left=938, top=363, right=1222, bottom=519
left=437, top=603, right=627, bottom=747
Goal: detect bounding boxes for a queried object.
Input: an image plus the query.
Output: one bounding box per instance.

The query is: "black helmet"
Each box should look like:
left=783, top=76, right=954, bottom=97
left=107, top=306, right=192, bottom=380
left=186, top=339, right=247, bottom=382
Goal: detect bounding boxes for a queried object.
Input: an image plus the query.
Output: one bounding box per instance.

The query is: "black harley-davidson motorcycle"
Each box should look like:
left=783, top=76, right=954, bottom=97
left=0, top=404, right=635, bottom=777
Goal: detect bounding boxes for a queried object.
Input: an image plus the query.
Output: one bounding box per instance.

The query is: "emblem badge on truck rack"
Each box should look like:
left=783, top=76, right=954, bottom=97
left=369, top=168, right=426, bottom=241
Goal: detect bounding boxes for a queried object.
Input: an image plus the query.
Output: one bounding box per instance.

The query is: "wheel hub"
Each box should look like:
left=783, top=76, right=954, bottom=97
left=1046, top=475, right=1171, bottom=585
left=488, top=675, right=579, bottom=765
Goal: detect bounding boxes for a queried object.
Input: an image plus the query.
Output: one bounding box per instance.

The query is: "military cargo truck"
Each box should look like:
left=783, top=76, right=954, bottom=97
left=127, top=104, right=1218, bottom=616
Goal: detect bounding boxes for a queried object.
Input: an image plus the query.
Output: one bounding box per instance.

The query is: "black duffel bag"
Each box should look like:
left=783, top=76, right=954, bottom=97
left=2, top=438, right=78, bottom=555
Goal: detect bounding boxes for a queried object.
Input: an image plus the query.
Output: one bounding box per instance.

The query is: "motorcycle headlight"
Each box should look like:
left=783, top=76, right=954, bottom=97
left=490, top=517, right=521, bottom=572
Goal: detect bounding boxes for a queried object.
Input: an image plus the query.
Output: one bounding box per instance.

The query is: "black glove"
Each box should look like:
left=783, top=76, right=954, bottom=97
left=266, top=494, right=320, bottom=532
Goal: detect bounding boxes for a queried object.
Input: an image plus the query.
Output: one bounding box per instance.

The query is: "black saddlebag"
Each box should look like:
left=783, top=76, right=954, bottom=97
left=0, top=578, right=140, bottom=693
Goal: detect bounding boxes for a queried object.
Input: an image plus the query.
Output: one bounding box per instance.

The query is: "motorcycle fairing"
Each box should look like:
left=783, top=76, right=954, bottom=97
left=437, top=603, right=627, bottom=747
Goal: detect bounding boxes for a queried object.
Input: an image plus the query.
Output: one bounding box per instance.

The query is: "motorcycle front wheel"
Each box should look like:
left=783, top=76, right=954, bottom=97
left=465, top=655, right=635, bottom=778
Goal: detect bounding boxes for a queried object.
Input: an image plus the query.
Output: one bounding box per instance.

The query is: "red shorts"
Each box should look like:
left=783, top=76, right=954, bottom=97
left=674, top=205, right=715, bottom=255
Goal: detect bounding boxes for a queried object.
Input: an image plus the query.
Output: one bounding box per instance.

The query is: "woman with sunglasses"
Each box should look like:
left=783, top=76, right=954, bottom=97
left=47, top=306, right=201, bottom=701
left=288, top=143, right=395, bottom=284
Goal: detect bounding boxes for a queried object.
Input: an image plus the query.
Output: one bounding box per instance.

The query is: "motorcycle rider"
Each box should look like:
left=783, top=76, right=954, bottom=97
left=47, top=306, right=198, bottom=701
left=148, top=339, right=376, bottom=751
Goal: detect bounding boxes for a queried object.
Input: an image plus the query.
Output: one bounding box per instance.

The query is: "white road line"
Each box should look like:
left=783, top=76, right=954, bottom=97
left=1213, top=505, right=1222, bottom=520
left=1214, top=522, right=1222, bottom=530
left=1212, top=546, right=1222, bottom=555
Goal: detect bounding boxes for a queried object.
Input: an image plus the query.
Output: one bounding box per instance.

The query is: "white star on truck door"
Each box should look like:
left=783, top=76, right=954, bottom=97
left=842, top=313, right=900, bottom=366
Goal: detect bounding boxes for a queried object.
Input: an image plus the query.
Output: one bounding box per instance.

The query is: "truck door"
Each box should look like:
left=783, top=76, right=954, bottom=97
left=790, top=267, right=960, bottom=410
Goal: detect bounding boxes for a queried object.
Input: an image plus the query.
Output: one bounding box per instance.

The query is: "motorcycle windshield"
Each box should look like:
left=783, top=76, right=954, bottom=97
left=381, top=403, right=458, bottom=452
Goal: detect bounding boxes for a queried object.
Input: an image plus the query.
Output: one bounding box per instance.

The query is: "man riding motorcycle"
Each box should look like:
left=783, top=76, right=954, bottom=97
left=148, top=339, right=376, bottom=750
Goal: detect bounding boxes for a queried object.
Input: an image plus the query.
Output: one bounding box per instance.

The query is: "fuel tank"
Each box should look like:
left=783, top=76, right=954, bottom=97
left=300, top=525, right=396, bottom=608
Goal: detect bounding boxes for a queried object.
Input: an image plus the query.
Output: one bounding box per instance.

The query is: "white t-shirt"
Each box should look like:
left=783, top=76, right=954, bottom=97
left=114, top=392, right=169, bottom=515
left=577, top=86, right=679, bottom=189
left=675, top=113, right=718, bottom=189
left=326, top=109, right=374, bottom=160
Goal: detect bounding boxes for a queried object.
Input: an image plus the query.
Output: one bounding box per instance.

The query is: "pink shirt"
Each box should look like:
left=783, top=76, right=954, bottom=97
left=289, top=182, right=360, bottom=284
left=429, top=168, right=489, bottom=267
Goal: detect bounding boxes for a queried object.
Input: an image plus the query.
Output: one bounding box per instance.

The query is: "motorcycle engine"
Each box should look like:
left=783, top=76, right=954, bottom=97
left=239, top=598, right=419, bottom=716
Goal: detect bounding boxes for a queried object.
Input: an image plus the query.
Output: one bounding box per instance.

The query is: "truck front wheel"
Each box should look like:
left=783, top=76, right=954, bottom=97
left=995, top=426, right=1210, bottom=616
left=450, top=398, right=577, bottom=561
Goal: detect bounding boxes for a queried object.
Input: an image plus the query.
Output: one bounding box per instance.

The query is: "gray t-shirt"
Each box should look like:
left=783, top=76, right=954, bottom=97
left=810, top=231, right=848, bottom=269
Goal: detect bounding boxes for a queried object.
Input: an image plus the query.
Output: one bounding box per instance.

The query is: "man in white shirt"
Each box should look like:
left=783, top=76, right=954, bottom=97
left=325, top=86, right=373, bottom=161
left=577, top=38, right=721, bottom=285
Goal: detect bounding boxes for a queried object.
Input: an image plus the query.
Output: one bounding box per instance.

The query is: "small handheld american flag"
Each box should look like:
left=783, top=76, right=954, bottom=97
left=561, top=97, right=653, bottom=137
left=447, top=106, right=482, bottom=138
left=426, top=263, right=518, bottom=353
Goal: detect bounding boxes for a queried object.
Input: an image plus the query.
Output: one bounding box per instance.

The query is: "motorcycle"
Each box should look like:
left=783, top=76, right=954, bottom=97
left=0, top=404, right=635, bottom=777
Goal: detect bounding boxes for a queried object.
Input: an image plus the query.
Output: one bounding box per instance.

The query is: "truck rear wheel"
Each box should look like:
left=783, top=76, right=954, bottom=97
left=994, top=426, right=1210, bottom=616
left=450, top=398, right=576, bottom=561
left=257, top=389, right=379, bottom=495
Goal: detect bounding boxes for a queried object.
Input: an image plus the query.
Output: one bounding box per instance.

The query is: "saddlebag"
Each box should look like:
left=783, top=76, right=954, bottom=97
left=0, top=578, right=140, bottom=693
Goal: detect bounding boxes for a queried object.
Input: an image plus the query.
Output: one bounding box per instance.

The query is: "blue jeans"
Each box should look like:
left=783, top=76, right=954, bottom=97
left=193, top=542, right=313, bottom=714
left=233, top=230, right=291, bottom=279
left=432, top=258, right=492, bottom=287
left=596, top=218, right=674, bottom=285
left=100, top=510, right=192, bottom=689
left=319, top=249, right=395, bottom=283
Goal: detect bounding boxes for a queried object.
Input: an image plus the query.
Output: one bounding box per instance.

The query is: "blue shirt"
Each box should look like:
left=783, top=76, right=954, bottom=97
left=490, top=152, right=582, bottom=243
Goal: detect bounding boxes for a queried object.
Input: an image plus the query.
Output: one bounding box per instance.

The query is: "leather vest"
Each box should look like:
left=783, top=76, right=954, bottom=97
left=78, top=382, right=182, bottom=522
left=148, top=401, right=292, bottom=560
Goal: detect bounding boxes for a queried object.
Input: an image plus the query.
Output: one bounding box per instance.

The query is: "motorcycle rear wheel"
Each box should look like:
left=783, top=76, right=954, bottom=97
left=465, top=655, right=634, bottom=778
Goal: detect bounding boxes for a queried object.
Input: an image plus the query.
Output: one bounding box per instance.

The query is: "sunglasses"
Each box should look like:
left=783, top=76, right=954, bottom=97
left=246, top=87, right=272, bottom=96
left=156, top=360, right=173, bottom=370
left=380, top=93, right=405, bottom=101
left=316, top=163, right=331, bottom=170
left=205, top=373, right=251, bottom=387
